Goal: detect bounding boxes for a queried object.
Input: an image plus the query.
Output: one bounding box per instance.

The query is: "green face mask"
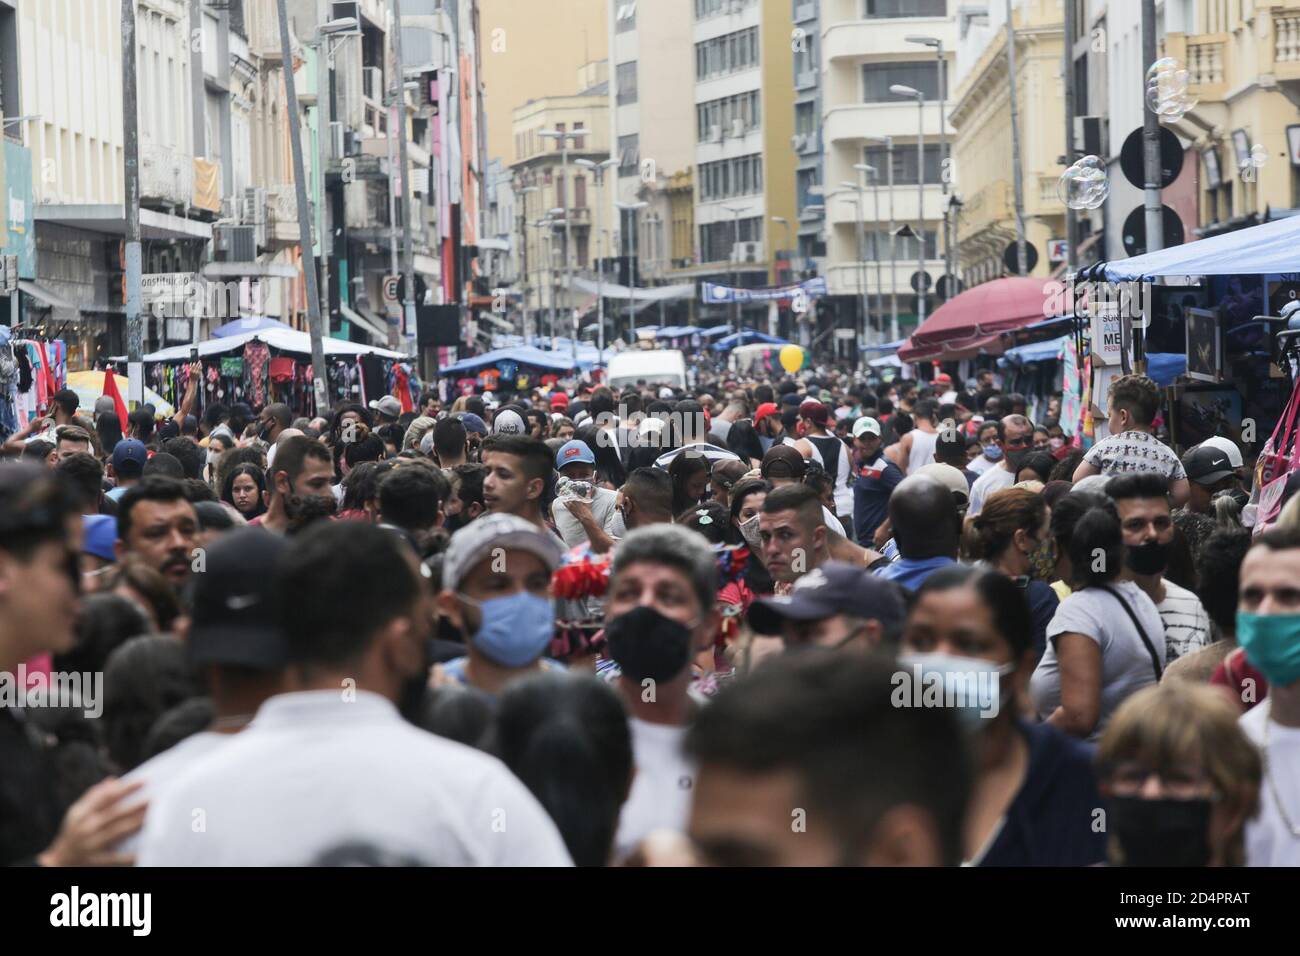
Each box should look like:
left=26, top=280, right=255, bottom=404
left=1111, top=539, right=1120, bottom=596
left=1236, top=612, right=1300, bottom=688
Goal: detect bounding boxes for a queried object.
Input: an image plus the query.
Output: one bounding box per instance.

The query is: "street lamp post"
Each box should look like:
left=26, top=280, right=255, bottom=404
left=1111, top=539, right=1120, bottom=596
left=517, top=185, right=539, bottom=339
left=854, top=164, right=885, bottom=348
left=907, top=35, right=950, bottom=294
left=722, top=204, right=748, bottom=337
left=541, top=129, right=579, bottom=365
left=1005, top=0, right=1030, bottom=275
left=840, top=181, right=871, bottom=357
left=865, top=135, right=898, bottom=341
left=576, top=157, right=619, bottom=369
left=891, top=85, right=928, bottom=325
left=615, top=200, right=648, bottom=338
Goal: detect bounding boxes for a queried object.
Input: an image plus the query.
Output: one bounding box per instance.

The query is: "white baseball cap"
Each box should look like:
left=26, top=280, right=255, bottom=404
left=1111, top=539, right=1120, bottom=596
left=492, top=409, right=526, bottom=436
left=852, top=417, right=882, bottom=439
left=1197, top=436, right=1244, bottom=470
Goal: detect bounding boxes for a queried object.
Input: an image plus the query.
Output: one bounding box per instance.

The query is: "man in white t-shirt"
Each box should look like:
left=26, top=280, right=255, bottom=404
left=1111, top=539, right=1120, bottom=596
left=968, top=414, right=1034, bottom=516
left=1236, top=528, right=1300, bottom=866
left=1107, top=473, right=1212, bottom=663
left=138, top=521, right=570, bottom=866
left=601, top=525, right=721, bottom=860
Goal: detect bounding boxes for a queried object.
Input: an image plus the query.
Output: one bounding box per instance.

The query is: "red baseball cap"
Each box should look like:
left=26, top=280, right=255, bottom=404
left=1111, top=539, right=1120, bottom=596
left=550, top=392, right=570, bottom=409
left=798, top=399, right=830, bottom=427
left=754, top=402, right=779, bottom=425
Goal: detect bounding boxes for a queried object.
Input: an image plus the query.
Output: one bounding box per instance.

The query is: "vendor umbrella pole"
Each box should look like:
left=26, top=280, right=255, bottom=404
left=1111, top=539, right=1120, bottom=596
left=277, top=0, right=330, bottom=415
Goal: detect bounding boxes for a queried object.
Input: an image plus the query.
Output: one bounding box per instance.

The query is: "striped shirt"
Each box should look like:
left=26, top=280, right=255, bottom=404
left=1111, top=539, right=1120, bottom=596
left=1157, top=580, right=1212, bottom=662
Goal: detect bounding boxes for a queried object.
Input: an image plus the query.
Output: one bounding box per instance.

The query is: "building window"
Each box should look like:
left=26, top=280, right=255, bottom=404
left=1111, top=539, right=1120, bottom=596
left=695, top=0, right=736, bottom=18
left=696, top=90, right=761, bottom=141
left=573, top=121, right=585, bottom=148
left=574, top=175, right=588, bottom=208
left=616, top=2, right=637, bottom=32
left=577, top=233, right=590, bottom=267
left=864, top=144, right=943, bottom=185
left=862, top=62, right=946, bottom=103
left=797, top=168, right=820, bottom=211
left=700, top=217, right=763, bottom=264
left=864, top=0, right=946, bottom=17
left=795, top=101, right=817, bottom=137
left=699, top=154, right=764, bottom=202
left=695, top=27, right=759, bottom=81
left=617, top=61, right=638, bottom=106
left=618, top=134, right=640, bottom=177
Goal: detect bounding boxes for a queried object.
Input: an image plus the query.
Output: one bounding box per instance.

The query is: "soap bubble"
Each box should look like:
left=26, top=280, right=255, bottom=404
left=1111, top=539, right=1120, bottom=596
left=1058, top=155, right=1110, bottom=210
left=1145, top=57, right=1198, bottom=122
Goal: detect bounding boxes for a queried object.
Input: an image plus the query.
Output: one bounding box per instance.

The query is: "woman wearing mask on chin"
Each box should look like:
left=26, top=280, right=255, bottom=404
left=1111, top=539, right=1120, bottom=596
left=433, top=514, right=565, bottom=697
left=1096, top=682, right=1260, bottom=866
left=901, top=566, right=1108, bottom=866
left=728, top=478, right=774, bottom=596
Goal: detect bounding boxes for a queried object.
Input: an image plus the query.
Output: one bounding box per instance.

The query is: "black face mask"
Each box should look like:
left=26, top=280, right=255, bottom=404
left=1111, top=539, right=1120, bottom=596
left=444, top=511, right=470, bottom=534
left=1109, top=795, right=1213, bottom=866
left=1125, top=540, right=1169, bottom=576
left=605, top=605, right=694, bottom=683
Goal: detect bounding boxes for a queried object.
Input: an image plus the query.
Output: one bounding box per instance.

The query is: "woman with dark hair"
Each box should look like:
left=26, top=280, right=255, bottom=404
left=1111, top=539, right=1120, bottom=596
left=963, top=487, right=1059, bottom=660
left=677, top=500, right=730, bottom=545
left=668, top=452, right=711, bottom=516
left=102, top=635, right=201, bottom=774
left=1029, top=497, right=1166, bottom=740
left=1014, top=451, right=1056, bottom=485
left=725, top=418, right=764, bottom=468
left=902, top=565, right=1107, bottom=866
left=222, top=463, right=267, bottom=521
left=96, top=412, right=123, bottom=458
left=494, top=673, right=633, bottom=867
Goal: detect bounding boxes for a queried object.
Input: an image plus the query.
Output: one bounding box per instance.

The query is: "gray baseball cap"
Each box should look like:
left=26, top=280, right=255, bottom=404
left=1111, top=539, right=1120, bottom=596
left=441, top=513, right=563, bottom=592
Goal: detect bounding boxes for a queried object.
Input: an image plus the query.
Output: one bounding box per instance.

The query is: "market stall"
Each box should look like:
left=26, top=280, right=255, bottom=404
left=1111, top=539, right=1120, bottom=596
left=897, top=276, right=1069, bottom=363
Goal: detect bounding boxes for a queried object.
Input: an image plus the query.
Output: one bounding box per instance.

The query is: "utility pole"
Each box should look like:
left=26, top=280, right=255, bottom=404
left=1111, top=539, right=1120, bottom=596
left=1005, top=0, right=1029, bottom=276
left=1141, top=0, right=1164, bottom=255
left=1063, top=0, right=1079, bottom=271
left=277, top=0, right=329, bottom=413
left=392, top=0, right=418, bottom=352
left=122, top=0, right=143, bottom=407
left=869, top=135, right=899, bottom=341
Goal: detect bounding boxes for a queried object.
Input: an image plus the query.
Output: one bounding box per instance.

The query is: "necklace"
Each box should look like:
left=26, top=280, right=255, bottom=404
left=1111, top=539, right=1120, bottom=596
left=1263, top=717, right=1300, bottom=838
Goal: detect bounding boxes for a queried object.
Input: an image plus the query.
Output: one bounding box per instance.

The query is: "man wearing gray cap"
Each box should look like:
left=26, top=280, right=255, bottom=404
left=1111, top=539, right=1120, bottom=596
left=435, top=512, right=564, bottom=696
left=748, top=561, right=906, bottom=652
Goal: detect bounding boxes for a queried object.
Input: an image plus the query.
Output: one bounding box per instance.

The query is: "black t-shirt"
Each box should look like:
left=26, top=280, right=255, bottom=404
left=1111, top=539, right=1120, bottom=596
left=0, top=706, right=62, bottom=866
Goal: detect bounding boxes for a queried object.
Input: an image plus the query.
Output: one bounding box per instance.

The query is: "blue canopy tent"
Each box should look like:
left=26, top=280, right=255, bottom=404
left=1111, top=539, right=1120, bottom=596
left=211, top=316, right=293, bottom=338
left=1102, top=212, right=1300, bottom=281
left=710, top=330, right=789, bottom=351
left=655, top=325, right=704, bottom=340
left=1146, top=353, right=1188, bottom=388
left=700, top=325, right=732, bottom=338
left=998, top=335, right=1070, bottom=368
left=439, top=346, right=578, bottom=376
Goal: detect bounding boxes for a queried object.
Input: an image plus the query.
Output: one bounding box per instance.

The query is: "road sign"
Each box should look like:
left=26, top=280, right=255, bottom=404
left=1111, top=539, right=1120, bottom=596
left=1119, top=126, right=1184, bottom=190
left=1004, top=241, right=1039, bottom=275
left=141, top=273, right=198, bottom=303
left=935, top=274, right=965, bottom=299
left=1121, top=204, right=1185, bottom=257
left=910, top=270, right=932, bottom=293
left=1047, top=239, right=1069, bottom=262
left=382, top=275, right=401, bottom=303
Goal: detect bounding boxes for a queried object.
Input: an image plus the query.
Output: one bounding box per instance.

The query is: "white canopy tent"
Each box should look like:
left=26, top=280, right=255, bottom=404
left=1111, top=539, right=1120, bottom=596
left=115, top=328, right=411, bottom=364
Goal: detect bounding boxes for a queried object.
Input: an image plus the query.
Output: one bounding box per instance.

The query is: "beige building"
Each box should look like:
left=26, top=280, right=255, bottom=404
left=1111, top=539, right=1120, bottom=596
left=951, top=0, right=1064, bottom=286
left=820, top=0, right=955, bottom=341
left=509, top=63, right=612, bottom=334
left=480, top=0, right=609, bottom=167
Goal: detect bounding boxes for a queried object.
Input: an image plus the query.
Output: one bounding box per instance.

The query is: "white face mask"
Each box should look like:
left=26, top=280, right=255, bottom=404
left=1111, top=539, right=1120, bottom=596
left=738, top=513, right=762, bottom=549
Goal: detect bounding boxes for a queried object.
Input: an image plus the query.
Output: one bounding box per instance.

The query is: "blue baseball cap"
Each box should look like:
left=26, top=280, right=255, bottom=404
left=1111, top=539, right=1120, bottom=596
left=111, top=439, right=148, bottom=478
left=457, top=412, right=488, bottom=435
left=81, top=515, right=118, bottom=562
left=555, top=440, right=595, bottom=470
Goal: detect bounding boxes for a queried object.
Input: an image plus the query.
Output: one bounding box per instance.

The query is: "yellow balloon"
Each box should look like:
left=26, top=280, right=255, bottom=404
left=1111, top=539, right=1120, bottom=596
left=779, top=345, right=805, bottom=373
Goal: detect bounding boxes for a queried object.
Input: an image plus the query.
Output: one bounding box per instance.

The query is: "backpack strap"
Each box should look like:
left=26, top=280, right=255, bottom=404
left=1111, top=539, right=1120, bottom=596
left=1097, top=584, right=1163, bottom=682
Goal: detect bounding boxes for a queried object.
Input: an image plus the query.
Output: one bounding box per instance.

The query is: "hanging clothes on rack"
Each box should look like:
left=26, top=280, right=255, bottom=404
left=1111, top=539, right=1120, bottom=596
left=244, top=341, right=270, bottom=407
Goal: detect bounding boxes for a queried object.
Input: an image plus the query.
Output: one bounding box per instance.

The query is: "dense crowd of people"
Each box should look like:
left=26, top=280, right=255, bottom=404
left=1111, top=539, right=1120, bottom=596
left=2, top=363, right=1299, bottom=867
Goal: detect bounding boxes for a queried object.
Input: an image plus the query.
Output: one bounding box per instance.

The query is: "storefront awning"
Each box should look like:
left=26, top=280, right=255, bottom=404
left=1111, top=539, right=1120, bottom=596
left=1101, top=211, right=1300, bottom=282
left=898, top=277, right=1066, bottom=363
left=339, top=302, right=389, bottom=343
left=18, top=281, right=80, bottom=314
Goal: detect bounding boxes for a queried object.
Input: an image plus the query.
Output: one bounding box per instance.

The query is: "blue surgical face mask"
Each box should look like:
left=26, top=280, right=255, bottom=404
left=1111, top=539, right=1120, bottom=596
left=982, top=444, right=1004, bottom=462
left=1236, top=612, right=1300, bottom=688
left=460, top=590, right=555, bottom=668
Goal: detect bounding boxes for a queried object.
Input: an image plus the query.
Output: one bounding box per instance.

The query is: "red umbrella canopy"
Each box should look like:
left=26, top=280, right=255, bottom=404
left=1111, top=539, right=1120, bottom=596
left=899, top=276, right=1065, bottom=362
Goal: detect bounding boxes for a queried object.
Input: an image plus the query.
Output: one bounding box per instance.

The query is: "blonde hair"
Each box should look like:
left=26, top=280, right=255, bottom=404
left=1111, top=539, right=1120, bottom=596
left=1278, top=492, right=1300, bottom=530
left=1097, top=682, right=1261, bottom=867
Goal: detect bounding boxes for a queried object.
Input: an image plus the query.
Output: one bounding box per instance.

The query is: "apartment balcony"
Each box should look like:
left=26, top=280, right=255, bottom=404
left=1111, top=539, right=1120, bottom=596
left=265, top=185, right=301, bottom=247
left=1163, top=33, right=1230, bottom=103
left=825, top=184, right=946, bottom=228
left=796, top=69, right=819, bottom=92
left=1269, top=8, right=1300, bottom=89
left=246, top=0, right=289, bottom=62
left=140, top=143, right=194, bottom=208
left=823, top=17, right=957, bottom=63
left=824, top=103, right=948, bottom=145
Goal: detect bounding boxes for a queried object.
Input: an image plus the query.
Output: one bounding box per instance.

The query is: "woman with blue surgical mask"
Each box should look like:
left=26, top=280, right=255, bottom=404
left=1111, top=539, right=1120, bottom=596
left=901, top=566, right=1108, bottom=866
left=434, top=513, right=565, bottom=696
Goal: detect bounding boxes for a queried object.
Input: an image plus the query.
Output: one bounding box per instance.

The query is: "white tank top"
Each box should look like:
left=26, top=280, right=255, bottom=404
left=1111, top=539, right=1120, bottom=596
left=908, top=428, right=938, bottom=474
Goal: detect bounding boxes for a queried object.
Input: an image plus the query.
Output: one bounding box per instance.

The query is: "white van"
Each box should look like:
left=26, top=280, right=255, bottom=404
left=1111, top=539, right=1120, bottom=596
left=606, top=349, right=690, bottom=391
